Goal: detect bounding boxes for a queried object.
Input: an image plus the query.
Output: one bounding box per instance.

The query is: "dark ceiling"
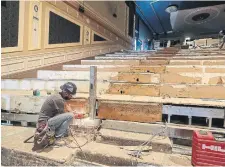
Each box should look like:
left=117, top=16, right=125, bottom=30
left=135, top=1, right=225, bottom=39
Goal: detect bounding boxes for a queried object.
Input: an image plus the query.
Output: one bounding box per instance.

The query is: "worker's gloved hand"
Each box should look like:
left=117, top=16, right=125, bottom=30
left=65, top=103, right=74, bottom=112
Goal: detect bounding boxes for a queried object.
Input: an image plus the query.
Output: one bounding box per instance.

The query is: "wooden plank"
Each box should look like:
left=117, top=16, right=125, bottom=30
left=166, top=66, right=203, bottom=73
left=98, top=101, right=162, bottom=123
left=205, top=67, right=225, bottom=73
left=208, top=76, right=225, bottom=84
left=112, top=73, right=160, bottom=83
left=37, top=70, right=118, bottom=80
left=203, top=60, right=225, bottom=65
left=140, top=60, right=170, bottom=65
left=98, top=94, right=225, bottom=107
left=160, top=84, right=225, bottom=99
left=105, top=54, right=148, bottom=57
left=65, top=99, right=89, bottom=113
left=95, top=56, right=146, bottom=60
left=131, top=66, right=165, bottom=73
left=162, top=73, right=225, bottom=84
left=81, top=60, right=140, bottom=65
left=107, top=83, right=160, bottom=96
left=169, top=60, right=201, bottom=65
left=63, top=65, right=130, bottom=71
left=161, top=73, right=202, bottom=84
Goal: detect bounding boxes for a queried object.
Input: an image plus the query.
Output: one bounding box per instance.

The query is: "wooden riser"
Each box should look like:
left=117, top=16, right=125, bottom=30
left=98, top=101, right=162, bottom=123
left=107, top=83, right=160, bottom=96
left=107, top=83, right=225, bottom=99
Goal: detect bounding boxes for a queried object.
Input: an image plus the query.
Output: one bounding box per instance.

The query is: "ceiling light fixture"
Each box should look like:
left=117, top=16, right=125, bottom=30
left=165, top=5, right=178, bottom=13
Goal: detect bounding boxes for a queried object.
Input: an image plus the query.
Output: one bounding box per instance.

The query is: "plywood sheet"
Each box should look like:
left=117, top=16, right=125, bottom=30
left=98, top=101, right=162, bottom=123
left=107, top=83, right=160, bottom=96
left=160, top=84, right=225, bottom=99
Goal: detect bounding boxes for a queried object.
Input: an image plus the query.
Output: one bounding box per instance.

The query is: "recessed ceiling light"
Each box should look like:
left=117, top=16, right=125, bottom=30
left=165, top=5, right=178, bottom=13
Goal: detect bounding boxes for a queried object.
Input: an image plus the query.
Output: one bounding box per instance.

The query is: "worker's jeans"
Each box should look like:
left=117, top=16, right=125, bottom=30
left=48, top=112, right=74, bottom=138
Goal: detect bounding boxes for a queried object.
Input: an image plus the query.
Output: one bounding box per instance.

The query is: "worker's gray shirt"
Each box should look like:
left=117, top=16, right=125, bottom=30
left=38, top=93, right=65, bottom=121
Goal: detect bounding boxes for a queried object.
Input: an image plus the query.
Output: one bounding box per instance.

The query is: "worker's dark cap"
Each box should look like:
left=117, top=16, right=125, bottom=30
left=219, top=30, right=225, bottom=35
left=60, top=82, right=77, bottom=95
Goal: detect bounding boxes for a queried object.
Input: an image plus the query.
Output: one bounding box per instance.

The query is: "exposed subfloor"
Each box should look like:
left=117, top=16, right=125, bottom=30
left=1, top=125, right=192, bottom=166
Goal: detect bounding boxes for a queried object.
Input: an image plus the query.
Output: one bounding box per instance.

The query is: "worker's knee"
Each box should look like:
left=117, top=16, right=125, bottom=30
left=64, top=112, right=74, bottom=120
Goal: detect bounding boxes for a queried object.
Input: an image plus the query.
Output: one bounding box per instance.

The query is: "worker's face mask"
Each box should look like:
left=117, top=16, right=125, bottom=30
left=62, top=92, right=72, bottom=100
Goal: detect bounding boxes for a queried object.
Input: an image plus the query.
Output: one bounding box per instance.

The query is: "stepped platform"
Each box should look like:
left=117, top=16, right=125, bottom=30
left=1, top=125, right=191, bottom=166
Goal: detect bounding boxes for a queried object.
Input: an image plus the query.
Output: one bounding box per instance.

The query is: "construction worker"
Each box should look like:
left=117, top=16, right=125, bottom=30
left=219, top=30, right=225, bottom=49
left=33, top=82, right=77, bottom=150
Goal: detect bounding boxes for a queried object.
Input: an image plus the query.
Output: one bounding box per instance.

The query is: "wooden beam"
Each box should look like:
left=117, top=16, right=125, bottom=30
left=166, top=66, right=203, bottom=73
left=105, top=54, right=148, bottom=57
left=131, top=66, right=165, bottom=73
left=161, top=73, right=225, bottom=84
left=160, top=84, right=225, bottom=99
left=95, top=56, right=146, bottom=60
left=81, top=60, right=140, bottom=65
left=161, top=73, right=202, bottom=84
left=205, top=67, right=225, bottom=73
left=140, top=60, right=170, bottom=65
left=37, top=70, right=118, bottom=80
left=98, top=101, right=162, bottom=123
left=107, top=83, right=160, bottom=96
left=113, top=73, right=160, bottom=83
left=63, top=65, right=130, bottom=71
left=98, top=94, right=225, bottom=107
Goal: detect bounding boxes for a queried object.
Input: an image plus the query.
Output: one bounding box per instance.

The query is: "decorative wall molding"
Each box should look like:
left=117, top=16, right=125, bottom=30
left=1, top=1, right=127, bottom=76
left=28, top=1, right=42, bottom=50
left=2, top=44, right=124, bottom=77
left=65, top=1, right=132, bottom=45
left=84, top=26, right=91, bottom=45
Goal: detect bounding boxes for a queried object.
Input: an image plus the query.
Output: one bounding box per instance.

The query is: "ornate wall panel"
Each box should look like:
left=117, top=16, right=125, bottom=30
left=84, top=26, right=91, bottom=45
left=1, top=1, right=19, bottom=48
left=28, top=1, right=42, bottom=50
left=94, top=34, right=107, bottom=41
left=49, top=11, right=80, bottom=44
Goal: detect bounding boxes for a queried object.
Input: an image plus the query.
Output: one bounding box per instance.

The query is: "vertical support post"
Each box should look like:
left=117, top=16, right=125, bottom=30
left=223, top=109, right=225, bottom=128
left=208, top=117, right=212, bottom=128
left=168, top=114, right=171, bottom=123
left=188, top=116, right=192, bottom=125
left=89, top=66, right=97, bottom=120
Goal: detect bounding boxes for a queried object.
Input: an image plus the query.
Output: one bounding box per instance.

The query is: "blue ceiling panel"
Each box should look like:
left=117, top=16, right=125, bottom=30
left=135, top=1, right=225, bottom=39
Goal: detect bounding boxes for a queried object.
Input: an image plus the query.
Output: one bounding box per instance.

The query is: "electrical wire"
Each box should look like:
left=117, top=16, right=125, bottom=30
left=128, top=122, right=168, bottom=164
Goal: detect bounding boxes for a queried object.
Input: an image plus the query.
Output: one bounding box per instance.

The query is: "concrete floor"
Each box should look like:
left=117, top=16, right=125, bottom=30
left=1, top=125, right=192, bottom=166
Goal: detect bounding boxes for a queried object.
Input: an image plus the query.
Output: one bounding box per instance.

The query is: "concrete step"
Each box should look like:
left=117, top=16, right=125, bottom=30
left=101, top=120, right=225, bottom=140
left=97, top=129, right=172, bottom=153
left=95, top=56, right=147, bottom=60
left=75, top=141, right=191, bottom=166
left=81, top=59, right=140, bottom=65
left=1, top=79, right=110, bottom=94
